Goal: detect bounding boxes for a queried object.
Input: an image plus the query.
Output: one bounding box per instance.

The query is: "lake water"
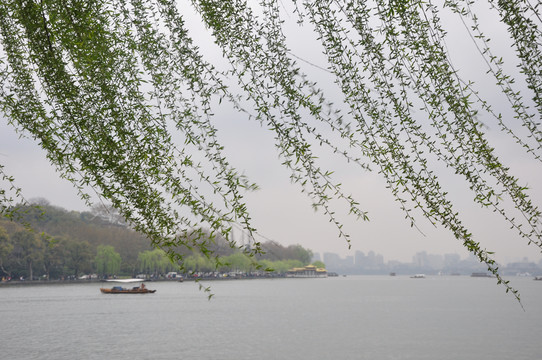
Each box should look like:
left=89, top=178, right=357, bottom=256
left=1, top=276, right=541, bottom=360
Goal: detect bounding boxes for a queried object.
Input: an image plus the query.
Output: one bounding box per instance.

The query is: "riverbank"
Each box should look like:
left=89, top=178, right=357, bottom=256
left=0, top=273, right=288, bottom=287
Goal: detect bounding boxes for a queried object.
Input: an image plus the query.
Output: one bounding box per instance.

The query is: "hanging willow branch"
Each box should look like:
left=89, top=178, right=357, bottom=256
left=1, top=0, right=541, bottom=300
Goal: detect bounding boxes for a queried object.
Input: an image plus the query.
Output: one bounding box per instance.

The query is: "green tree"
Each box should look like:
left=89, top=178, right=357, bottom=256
left=260, top=259, right=304, bottom=274
left=0, top=226, right=13, bottom=277
left=41, top=236, right=64, bottom=280
left=312, top=260, right=325, bottom=269
left=11, top=230, right=43, bottom=280
left=222, top=253, right=253, bottom=273
left=1, top=1, right=541, bottom=299
left=255, top=259, right=275, bottom=272
left=288, top=245, right=313, bottom=265
left=95, top=245, right=122, bottom=276
left=62, top=239, right=92, bottom=277
left=184, top=254, right=215, bottom=273
left=137, top=248, right=173, bottom=276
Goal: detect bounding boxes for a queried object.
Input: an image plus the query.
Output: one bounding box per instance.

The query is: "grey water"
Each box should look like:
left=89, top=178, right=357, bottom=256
left=1, top=276, right=540, bottom=360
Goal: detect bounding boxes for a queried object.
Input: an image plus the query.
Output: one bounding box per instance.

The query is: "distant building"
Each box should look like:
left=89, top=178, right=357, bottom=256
left=354, top=251, right=366, bottom=266
left=286, top=264, right=327, bottom=278
left=323, top=252, right=342, bottom=268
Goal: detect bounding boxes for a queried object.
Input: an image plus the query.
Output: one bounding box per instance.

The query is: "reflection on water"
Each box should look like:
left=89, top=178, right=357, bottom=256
left=1, top=276, right=541, bottom=360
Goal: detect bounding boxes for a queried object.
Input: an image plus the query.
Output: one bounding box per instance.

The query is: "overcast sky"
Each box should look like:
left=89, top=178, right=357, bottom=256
left=1, top=1, right=541, bottom=265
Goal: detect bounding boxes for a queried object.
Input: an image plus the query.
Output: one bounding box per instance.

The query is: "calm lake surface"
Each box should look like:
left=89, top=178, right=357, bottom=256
left=1, top=276, right=541, bottom=360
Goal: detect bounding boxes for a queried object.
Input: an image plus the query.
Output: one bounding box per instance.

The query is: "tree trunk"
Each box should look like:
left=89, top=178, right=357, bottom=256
left=0, top=262, right=10, bottom=278
left=28, top=260, right=33, bottom=281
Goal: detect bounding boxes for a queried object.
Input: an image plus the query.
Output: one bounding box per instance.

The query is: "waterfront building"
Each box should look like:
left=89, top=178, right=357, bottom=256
left=286, top=265, right=327, bottom=278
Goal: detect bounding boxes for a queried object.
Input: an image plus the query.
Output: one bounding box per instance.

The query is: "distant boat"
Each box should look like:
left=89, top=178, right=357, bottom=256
left=100, top=283, right=156, bottom=294
left=534, top=276, right=542, bottom=281
left=103, top=278, right=144, bottom=283
left=470, top=272, right=494, bottom=278
left=410, top=274, right=425, bottom=279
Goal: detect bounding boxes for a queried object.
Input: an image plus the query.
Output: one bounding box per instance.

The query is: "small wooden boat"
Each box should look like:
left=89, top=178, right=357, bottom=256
left=100, top=285, right=156, bottom=294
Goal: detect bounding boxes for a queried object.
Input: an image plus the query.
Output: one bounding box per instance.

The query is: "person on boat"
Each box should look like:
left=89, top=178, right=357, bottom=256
left=140, top=283, right=146, bottom=290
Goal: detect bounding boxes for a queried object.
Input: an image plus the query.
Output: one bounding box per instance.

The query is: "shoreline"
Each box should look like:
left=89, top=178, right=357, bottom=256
left=0, top=275, right=288, bottom=287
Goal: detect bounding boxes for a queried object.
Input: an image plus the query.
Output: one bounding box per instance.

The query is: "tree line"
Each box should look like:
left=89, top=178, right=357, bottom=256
left=0, top=202, right=318, bottom=280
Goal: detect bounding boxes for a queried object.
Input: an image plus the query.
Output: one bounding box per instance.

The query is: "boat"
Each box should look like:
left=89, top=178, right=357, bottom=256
left=410, top=274, right=425, bottom=279
left=102, top=278, right=145, bottom=283
left=470, top=272, right=494, bottom=278
left=534, top=276, right=542, bottom=281
left=100, top=282, right=156, bottom=294
left=100, top=287, right=156, bottom=294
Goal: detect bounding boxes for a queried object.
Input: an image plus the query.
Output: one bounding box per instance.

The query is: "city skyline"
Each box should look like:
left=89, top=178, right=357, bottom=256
left=316, top=249, right=542, bottom=276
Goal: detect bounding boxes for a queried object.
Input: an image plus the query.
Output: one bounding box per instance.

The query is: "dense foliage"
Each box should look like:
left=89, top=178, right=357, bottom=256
left=0, top=203, right=314, bottom=279
left=0, top=1, right=541, bottom=298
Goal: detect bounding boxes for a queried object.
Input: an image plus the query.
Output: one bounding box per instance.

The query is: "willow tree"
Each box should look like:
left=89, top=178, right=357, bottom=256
left=95, top=244, right=122, bottom=276
left=0, top=0, right=541, bottom=299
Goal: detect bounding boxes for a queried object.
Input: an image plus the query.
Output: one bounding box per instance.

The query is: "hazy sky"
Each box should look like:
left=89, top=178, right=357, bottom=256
left=1, top=1, right=541, bottom=264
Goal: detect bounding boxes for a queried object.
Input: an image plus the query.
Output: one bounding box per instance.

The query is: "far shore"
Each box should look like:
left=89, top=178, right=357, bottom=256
left=0, top=278, right=176, bottom=287
left=0, top=274, right=289, bottom=287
